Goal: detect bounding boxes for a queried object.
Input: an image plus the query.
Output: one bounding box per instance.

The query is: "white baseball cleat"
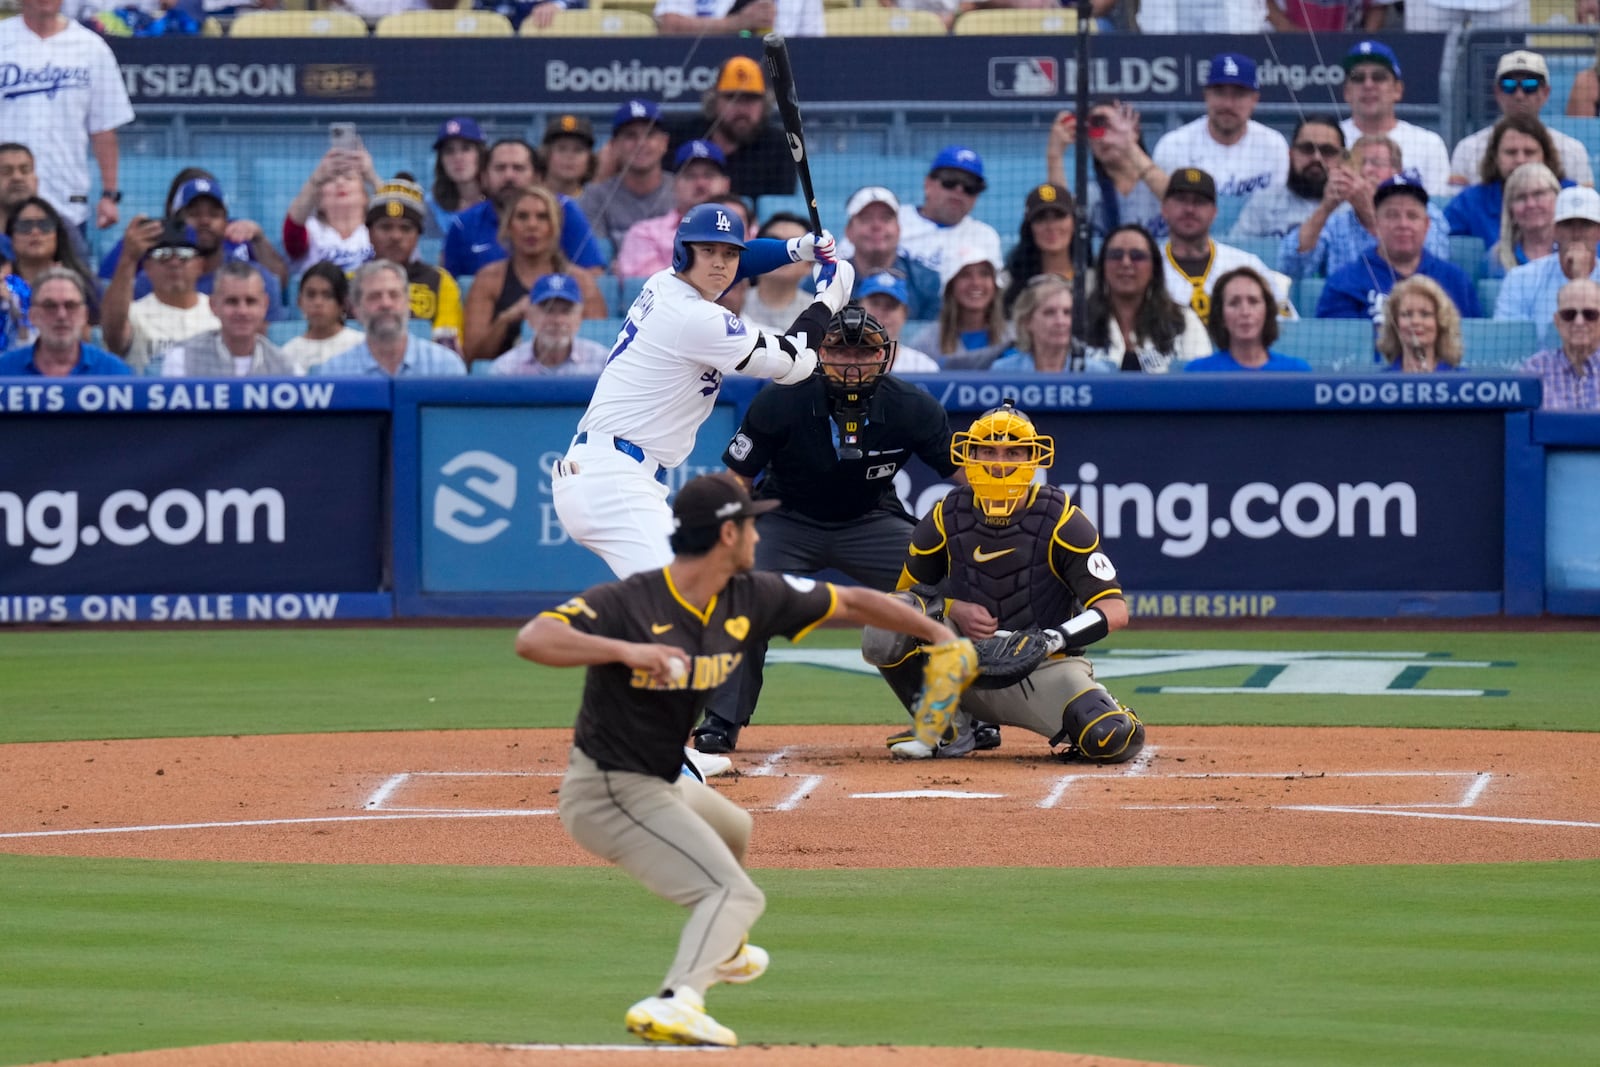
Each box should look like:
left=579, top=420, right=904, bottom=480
left=888, top=737, right=936, bottom=759
left=715, top=941, right=769, bottom=985
left=625, top=986, right=737, bottom=1047
left=684, top=746, right=733, bottom=778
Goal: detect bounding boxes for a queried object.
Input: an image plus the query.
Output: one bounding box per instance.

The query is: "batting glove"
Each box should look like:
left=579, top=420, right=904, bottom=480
left=787, top=230, right=837, bottom=264
left=811, top=260, right=856, bottom=315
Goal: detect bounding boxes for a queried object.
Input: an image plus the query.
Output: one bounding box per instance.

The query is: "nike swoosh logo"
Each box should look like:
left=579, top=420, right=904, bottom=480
left=972, top=546, right=1015, bottom=563
left=470, top=242, right=494, bottom=253
left=651, top=623, right=673, bottom=634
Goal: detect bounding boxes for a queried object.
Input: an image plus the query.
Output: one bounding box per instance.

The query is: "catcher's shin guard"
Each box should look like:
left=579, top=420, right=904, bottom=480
left=1052, top=688, right=1145, bottom=763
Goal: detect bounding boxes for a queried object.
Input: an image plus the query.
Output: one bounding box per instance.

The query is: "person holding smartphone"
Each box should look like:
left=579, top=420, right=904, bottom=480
left=1046, top=101, right=1165, bottom=240
left=283, top=127, right=378, bottom=276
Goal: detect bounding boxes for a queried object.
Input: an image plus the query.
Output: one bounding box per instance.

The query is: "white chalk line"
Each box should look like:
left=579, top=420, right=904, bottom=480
left=741, top=746, right=824, bottom=812
left=364, top=770, right=559, bottom=812
left=0, top=809, right=557, bottom=840
left=1285, top=807, right=1600, bottom=829
left=504, top=1045, right=725, bottom=1054
left=1038, top=744, right=1158, bottom=809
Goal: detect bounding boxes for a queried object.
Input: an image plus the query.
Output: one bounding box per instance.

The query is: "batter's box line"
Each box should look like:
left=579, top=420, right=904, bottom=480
left=1038, top=767, right=1490, bottom=811
left=363, top=771, right=559, bottom=813
left=741, top=746, right=823, bottom=812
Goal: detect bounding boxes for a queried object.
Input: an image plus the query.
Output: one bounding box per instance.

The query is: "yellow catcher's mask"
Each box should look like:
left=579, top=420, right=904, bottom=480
left=950, top=399, right=1055, bottom=520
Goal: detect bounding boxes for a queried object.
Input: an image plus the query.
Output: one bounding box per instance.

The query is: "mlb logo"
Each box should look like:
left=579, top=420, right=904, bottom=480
left=989, top=57, right=1057, bottom=98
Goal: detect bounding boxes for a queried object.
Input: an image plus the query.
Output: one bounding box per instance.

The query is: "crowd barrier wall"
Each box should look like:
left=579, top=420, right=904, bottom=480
left=6, top=373, right=1590, bottom=625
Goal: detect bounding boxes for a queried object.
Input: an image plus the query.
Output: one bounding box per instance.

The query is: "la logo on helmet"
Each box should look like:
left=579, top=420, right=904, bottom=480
left=715, top=212, right=732, bottom=232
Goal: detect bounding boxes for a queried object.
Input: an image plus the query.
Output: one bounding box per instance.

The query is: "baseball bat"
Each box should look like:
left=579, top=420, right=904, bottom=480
left=762, top=33, right=824, bottom=234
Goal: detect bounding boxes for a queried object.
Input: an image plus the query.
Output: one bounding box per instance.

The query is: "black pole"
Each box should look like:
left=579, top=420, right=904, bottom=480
left=1071, top=0, right=1092, bottom=337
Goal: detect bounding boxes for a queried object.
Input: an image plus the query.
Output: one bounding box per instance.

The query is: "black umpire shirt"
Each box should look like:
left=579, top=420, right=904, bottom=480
left=545, top=569, right=838, bottom=781
left=722, top=375, right=958, bottom=524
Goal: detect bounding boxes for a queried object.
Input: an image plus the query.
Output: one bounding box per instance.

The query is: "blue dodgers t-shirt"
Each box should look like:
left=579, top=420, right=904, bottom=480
left=1315, top=250, right=1481, bottom=323
left=1185, top=349, right=1312, bottom=372
left=0, top=342, right=133, bottom=375
left=442, top=195, right=606, bottom=277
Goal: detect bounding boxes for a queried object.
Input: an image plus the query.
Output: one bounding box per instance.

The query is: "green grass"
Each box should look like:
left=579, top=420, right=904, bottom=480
left=1, top=856, right=1597, bottom=1067
left=1, top=627, right=1596, bottom=1066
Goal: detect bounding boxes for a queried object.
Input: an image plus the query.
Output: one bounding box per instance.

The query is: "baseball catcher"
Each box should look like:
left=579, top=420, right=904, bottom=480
left=861, top=399, right=1145, bottom=762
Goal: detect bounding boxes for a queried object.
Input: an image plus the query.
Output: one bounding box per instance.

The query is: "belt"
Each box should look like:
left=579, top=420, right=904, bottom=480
left=575, top=431, right=669, bottom=485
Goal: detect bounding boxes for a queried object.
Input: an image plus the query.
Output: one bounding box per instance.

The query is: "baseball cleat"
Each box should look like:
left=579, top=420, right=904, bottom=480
left=683, top=746, right=733, bottom=778
left=885, top=724, right=971, bottom=759
left=973, top=721, right=1002, bottom=751
left=692, top=715, right=741, bottom=754
left=715, top=941, right=769, bottom=985
left=625, top=987, right=737, bottom=1047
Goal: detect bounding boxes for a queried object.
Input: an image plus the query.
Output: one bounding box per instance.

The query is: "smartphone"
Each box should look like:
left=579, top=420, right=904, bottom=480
left=329, top=122, right=361, bottom=151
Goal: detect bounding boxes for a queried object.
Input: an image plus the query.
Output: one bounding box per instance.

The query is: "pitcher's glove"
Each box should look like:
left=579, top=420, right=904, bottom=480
left=969, top=629, right=1052, bottom=690
left=910, top=637, right=979, bottom=748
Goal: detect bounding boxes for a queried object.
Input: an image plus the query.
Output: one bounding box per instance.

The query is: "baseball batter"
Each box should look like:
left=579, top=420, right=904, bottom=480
left=518, top=473, right=964, bottom=1047
left=552, top=201, right=854, bottom=579
left=862, top=401, right=1146, bottom=762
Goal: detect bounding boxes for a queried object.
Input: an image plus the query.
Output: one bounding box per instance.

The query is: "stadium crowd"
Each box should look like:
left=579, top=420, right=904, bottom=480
left=0, top=0, right=1597, bottom=407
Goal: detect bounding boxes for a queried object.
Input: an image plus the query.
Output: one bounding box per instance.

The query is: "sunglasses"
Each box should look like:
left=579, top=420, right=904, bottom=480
left=1105, top=247, right=1152, bottom=263
left=1346, top=70, right=1394, bottom=85
left=36, top=299, right=84, bottom=315
left=12, top=216, right=55, bottom=234
left=937, top=176, right=983, bottom=196
left=148, top=246, right=198, bottom=262
left=1499, top=76, right=1544, bottom=95
left=1557, top=307, right=1600, bottom=322
left=1293, top=141, right=1343, bottom=159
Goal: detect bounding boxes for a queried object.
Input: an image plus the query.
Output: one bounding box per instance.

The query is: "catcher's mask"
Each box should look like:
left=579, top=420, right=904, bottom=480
left=950, top=398, right=1055, bottom=520
left=818, top=304, right=896, bottom=404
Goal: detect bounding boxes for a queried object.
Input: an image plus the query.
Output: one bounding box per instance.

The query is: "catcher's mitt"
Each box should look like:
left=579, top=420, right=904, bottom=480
left=969, top=629, right=1051, bottom=690
left=910, top=637, right=979, bottom=748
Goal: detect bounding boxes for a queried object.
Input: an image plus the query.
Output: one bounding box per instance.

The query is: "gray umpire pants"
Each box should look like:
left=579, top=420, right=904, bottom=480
left=701, top=507, right=914, bottom=728
left=559, top=747, right=764, bottom=998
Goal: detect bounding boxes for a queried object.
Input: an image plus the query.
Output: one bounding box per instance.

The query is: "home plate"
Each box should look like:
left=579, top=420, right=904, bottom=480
left=852, top=790, right=1006, bottom=799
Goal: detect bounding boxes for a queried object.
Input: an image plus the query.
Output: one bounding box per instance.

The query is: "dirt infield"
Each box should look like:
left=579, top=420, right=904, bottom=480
left=7, top=725, right=1598, bottom=1067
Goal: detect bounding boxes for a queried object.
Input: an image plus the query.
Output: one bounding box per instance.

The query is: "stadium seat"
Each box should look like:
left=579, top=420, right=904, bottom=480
left=1275, top=317, right=1378, bottom=371
left=823, top=8, right=947, bottom=35
left=470, top=359, right=496, bottom=376
left=579, top=318, right=627, bottom=345
left=597, top=0, right=658, bottom=14
left=1293, top=277, right=1326, bottom=318
left=952, top=8, right=1081, bottom=34
left=229, top=10, right=369, bottom=35
left=1478, top=277, right=1502, bottom=316
left=374, top=10, right=513, bottom=35
left=619, top=276, right=647, bottom=309
left=1229, top=235, right=1280, bottom=265
left=523, top=9, right=655, bottom=34
left=594, top=274, right=622, bottom=312
left=266, top=319, right=307, bottom=346
left=1460, top=319, right=1538, bottom=369
left=1448, top=235, right=1486, bottom=283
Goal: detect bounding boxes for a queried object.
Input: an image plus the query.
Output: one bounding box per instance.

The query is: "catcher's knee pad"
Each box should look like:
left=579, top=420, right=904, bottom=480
left=1052, top=688, right=1145, bottom=763
left=860, top=590, right=945, bottom=668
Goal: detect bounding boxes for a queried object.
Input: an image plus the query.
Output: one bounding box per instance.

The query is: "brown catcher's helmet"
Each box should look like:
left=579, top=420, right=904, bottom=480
left=818, top=304, right=897, bottom=403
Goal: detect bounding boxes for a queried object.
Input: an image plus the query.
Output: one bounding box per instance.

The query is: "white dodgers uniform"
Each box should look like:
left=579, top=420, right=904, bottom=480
left=1151, top=120, right=1289, bottom=205
left=553, top=270, right=792, bottom=577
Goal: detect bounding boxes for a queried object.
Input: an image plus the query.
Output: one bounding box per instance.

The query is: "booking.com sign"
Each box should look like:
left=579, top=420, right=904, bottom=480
left=420, top=406, right=738, bottom=595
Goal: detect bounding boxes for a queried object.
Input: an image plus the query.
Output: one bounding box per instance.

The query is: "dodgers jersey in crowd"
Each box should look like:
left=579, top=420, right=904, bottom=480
left=579, top=271, right=769, bottom=469
left=0, top=16, right=134, bottom=228
left=1152, top=119, right=1289, bottom=203
left=896, top=206, right=1002, bottom=279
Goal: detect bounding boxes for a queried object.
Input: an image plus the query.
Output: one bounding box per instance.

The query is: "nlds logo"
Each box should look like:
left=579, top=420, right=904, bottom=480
left=989, top=58, right=1057, bottom=98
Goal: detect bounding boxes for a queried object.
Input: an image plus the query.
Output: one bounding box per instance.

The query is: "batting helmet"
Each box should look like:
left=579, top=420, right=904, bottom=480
left=1054, top=688, right=1145, bottom=764
left=819, top=304, right=897, bottom=402
left=672, top=202, right=748, bottom=273
left=950, top=398, right=1055, bottom=521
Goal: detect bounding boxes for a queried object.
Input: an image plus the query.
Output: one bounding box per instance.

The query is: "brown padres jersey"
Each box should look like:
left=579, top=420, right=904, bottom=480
left=541, top=568, right=839, bottom=781
left=899, top=483, right=1123, bottom=631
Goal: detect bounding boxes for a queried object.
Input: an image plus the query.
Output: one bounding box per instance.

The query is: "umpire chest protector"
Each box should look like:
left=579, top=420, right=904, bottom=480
left=939, top=484, right=1080, bottom=630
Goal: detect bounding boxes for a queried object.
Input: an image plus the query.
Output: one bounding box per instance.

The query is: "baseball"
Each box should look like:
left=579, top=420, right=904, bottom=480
left=669, top=658, right=689, bottom=686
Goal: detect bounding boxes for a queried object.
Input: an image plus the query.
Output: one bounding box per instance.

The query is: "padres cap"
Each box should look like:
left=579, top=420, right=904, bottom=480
left=1342, top=40, right=1401, bottom=79
left=171, top=177, right=227, bottom=215
left=716, top=55, right=766, bottom=95
left=543, top=113, right=595, bottom=147
left=846, top=185, right=900, bottom=219
left=531, top=272, right=581, bottom=305
left=672, top=472, right=779, bottom=530
left=675, top=139, right=728, bottom=171
left=612, top=98, right=664, bottom=133
left=857, top=270, right=910, bottom=307
left=1024, top=183, right=1074, bottom=222
left=929, top=145, right=986, bottom=188
left=1373, top=170, right=1429, bottom=207
left=1164, top=167, right=1216, bottom=203
left=1495, top=49, right=1549, bottom=80
left=365, top=175, right=427, bottom=229
left=1205, top=52, right=1258, bottom=90
left=433, top=116, right=485, bottom=149
left=1554, top=185, right=1600, bottom=224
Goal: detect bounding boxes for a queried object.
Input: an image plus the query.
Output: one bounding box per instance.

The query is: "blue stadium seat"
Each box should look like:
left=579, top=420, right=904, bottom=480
left=1449, top=235, right=1487, bottom=284
left=579, top=317, right=627, bottom=345
left=595, top=273, right=622, bottom=313
left=266, top=319, right=307, bottom=345
left=1459, top=319, right=1538, bottom=369
left=1477, top=277, right=1502, bottom=316
left=89, top=156, right=241, bottom=222
left=1293, top=277, right=1326, bottom=318
left=1275, top=317, right=1378, bottom=371
left=470, top=358, right=496, bottom=376
left=1229, top=235, right=1280, bottom=265
left=618, top=276, right=647, bottom=309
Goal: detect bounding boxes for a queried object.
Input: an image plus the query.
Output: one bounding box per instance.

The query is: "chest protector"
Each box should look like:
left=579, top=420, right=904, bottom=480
left=940, top=485, right=1080, bottom=630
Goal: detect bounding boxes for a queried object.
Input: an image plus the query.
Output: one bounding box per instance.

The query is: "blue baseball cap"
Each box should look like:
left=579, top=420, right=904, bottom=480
left=171, top=176, right=227, bottom=215
left=1374, top=169, right=1428, bottom=207
left=1205, top=52, right=1257, bottom=90
left=531, top=273, right=581, bottom=306
left=612, top=98, right=664, bottom=133
left=434, top=116, right=485, bottom=149
left=675, top=139, right=727, bottom=171
left=857, top=271, right=910, bottom=307
left=1343, top=40, right=1402, bottom=79
left=929, top=145, right=986, bottom=189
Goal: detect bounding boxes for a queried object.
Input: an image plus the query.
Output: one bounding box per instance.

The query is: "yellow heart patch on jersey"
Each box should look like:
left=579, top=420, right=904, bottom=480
left=724, top=617, right=750, bottom=640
